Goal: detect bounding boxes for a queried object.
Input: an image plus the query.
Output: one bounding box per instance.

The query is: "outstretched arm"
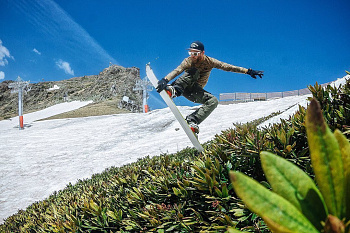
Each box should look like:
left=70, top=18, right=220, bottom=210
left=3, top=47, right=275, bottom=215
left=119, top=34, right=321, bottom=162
left=210, top=57, right=263, bottom=78
left=211, top=57, right=248, bottom=74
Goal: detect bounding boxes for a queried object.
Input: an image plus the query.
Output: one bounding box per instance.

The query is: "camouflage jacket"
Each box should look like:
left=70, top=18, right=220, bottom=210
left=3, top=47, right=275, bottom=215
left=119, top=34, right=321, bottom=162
left=164, top=55, right=248, bottom=88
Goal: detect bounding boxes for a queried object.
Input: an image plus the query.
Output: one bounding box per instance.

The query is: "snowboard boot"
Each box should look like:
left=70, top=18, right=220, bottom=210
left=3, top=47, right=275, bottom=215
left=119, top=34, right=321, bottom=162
left=165, top=83, right=184, bottom=99
left=165, top=85, right=177, bottom=98
left=189, top=122, right=199, bottom=135
left=186, top=118, right=199, bottom=137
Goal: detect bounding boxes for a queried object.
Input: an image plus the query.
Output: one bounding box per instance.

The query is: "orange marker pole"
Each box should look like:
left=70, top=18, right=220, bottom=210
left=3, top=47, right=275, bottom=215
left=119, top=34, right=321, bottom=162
left=144, top=105, right=149, bottom=113
left=18, top=89, right=24, bottom=130
left=19, top=115, right=24, bottom=129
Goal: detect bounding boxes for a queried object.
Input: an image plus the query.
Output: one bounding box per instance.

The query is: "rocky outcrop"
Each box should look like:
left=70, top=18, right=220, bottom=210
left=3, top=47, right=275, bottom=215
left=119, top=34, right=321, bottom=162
left=0, top=65, right=142, bottom=120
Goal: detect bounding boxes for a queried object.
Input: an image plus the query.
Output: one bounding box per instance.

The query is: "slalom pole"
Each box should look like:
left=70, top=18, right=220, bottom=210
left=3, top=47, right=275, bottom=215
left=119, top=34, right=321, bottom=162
left=8, top=76, right=30, bottom=130
left=18, top=88, right=24, bottom=130
left=144, top=104, right=149, bottom=113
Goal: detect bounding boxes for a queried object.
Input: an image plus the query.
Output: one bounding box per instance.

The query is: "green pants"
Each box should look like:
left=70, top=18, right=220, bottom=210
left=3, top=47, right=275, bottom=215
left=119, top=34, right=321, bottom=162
left=172, top=69, right=218, bottom=125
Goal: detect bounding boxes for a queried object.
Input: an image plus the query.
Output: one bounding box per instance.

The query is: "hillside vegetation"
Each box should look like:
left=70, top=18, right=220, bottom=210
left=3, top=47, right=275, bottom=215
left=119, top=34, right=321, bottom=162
left=38, top=99, right=130, bottom=121
left=1, top=77, right=349, bottom=232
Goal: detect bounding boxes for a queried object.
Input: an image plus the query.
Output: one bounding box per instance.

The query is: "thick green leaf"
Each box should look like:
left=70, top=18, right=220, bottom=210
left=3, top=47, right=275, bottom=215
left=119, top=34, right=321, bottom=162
left=261, top=151, right=327, bottom=230
left=334, top=129, right=350, bottom=220
left=222, top=183, right=229, bottom=198
left=227, top=227, right=244, bottom=233
left=230, top=171, right=319, bottom=233
left=306, top=99, right=345, bottom=218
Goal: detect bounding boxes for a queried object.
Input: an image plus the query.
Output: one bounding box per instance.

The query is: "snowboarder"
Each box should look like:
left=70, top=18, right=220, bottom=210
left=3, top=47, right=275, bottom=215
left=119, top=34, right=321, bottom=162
left=156, top=41, right=263, bottom=134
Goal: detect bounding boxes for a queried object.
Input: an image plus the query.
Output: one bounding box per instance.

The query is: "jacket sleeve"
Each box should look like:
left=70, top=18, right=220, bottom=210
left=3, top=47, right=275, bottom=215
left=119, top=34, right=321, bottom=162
left=210, top=57, right=248, bottom=74
left=164, top=58, right=191, bottom=81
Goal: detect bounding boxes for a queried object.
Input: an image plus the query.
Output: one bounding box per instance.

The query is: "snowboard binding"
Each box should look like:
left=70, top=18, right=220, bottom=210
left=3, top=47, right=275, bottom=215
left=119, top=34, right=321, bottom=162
left=165, top=85, right=177, bottom=99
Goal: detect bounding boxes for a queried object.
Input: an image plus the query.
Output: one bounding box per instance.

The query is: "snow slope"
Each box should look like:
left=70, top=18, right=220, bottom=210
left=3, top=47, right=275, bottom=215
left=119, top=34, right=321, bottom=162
left=0, top=76, right=347, bottom=223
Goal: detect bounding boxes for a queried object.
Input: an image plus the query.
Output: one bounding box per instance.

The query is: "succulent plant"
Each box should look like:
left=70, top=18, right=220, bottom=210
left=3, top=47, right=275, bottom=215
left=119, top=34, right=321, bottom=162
left=230, top=99, right=350, bottom=233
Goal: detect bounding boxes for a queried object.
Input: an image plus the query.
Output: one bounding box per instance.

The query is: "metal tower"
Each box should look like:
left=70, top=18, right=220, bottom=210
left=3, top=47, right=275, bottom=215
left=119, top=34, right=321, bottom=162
left=133, top=76, right=153, bottom=113
left=8, top=76, right=30, bottom=130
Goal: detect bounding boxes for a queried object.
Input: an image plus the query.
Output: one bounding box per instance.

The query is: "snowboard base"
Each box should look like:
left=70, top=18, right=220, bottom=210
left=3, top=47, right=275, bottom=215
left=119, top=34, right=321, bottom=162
left=146, top=64, right=204, bottom=152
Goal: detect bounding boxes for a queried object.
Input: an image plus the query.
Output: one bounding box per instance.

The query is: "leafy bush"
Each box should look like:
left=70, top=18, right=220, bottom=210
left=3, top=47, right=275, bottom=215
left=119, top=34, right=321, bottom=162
left=230, top=99, right=350, bottom=233
left=308, top=79, right=350, bottom=133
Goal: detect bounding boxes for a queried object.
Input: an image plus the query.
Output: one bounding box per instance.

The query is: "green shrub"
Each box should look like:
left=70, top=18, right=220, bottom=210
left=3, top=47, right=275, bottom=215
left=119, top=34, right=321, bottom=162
left=308, top=78, right=350, bottom=133
left=230, top=99, right=350, bottom=233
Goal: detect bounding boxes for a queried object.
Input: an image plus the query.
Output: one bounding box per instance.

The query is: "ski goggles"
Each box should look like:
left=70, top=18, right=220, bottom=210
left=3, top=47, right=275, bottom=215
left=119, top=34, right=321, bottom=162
left=188, top=51, right=202, bottom=56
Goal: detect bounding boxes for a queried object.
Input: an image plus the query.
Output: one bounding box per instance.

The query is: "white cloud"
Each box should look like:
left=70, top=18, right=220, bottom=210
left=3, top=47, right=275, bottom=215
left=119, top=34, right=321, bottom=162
left=56, top=59, right=74, bottom=75
left=0, top=71, right=4, bottom=80
left=0, top=40, right=14, bottom=66
left=33, top=48, right=41, bottom=55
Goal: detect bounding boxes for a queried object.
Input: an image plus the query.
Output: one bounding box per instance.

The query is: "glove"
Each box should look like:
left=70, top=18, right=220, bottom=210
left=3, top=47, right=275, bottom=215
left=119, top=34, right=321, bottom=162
left=156, top=78, right=169, bottom=93
left=247, top=68, right=264, bottom=79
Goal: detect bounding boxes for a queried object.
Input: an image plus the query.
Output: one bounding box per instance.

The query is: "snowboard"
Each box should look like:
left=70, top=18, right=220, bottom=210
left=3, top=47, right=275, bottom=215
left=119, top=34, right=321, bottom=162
left=146, top=63, right=204, bottom=152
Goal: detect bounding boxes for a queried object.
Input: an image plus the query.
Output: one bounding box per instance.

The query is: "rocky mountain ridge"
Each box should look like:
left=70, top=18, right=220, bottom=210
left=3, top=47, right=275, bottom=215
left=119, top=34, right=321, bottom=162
left=0, top=65, right=142, bottom=120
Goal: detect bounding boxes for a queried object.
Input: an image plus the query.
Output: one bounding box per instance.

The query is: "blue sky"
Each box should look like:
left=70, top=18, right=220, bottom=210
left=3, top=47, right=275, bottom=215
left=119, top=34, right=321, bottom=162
left=1, top=0, right=349, bottom=109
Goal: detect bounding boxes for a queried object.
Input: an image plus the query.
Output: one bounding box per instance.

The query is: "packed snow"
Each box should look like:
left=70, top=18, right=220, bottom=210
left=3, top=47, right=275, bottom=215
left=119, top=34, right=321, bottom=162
left=0, top=76, right=347, bottom=223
